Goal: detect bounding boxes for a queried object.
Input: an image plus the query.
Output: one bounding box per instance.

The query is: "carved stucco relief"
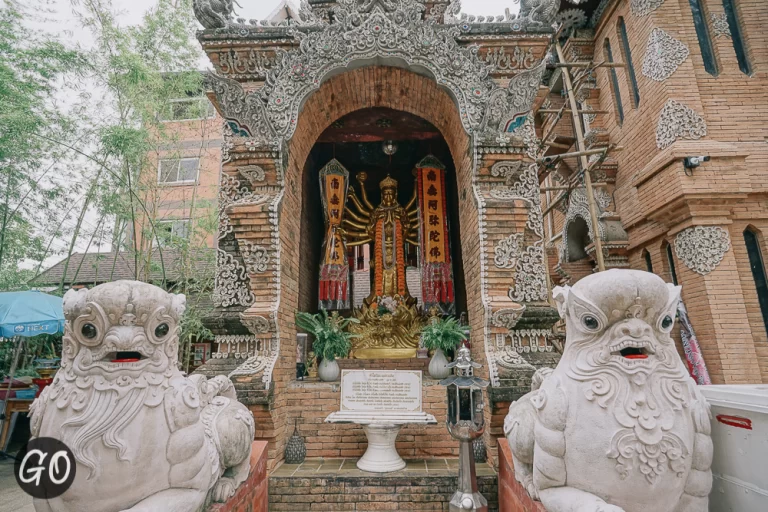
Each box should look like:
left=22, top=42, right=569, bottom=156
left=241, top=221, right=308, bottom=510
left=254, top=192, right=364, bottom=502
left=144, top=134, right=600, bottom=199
left=674, top=226, right=732, bottom=275
left=631, top=0, right=665, bottom=17
left=238, top=165, right=266, bottom=186
left=642, top=28, right=689, bottom=82
left=655, top=99, right=707, bottom=150
left=495, top=234, right=524, bottom=269
left=710, top=12, right=732, bottom=39
left=238, top=240, right=270, bottom=274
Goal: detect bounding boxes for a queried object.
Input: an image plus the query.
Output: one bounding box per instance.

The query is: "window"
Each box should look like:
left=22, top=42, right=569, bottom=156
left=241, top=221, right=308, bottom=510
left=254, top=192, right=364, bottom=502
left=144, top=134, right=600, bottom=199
left=161, top=97, right=215, bottom=122
left=157, top=219, right=191, bottom=244
left=604, top=38, right=624, bottom=125
left=644, top=249, right=654, bottom=273
left=723, top=0, right=752, bottom=75
left=744, top=228, right=768, bottom=336
left=158, top=158, right=200, bottom=184
left=617, top=18, right=640, bottom=109
left=667, top=243, right=679, bottom=286
left=689, top=0, right=718, bottom=76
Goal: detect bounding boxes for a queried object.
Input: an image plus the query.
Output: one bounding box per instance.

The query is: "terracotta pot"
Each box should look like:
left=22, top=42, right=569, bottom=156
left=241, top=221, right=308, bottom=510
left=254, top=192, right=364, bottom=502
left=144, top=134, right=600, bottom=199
left=428, top=348, right=451, bottom=379
left=318, top=358, right=340, bottom=382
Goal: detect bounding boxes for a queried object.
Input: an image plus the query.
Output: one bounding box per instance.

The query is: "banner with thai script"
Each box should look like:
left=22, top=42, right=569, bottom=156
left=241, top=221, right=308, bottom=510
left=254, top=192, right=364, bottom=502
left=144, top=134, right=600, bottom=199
left=319, top=159, right=350, bottom=310
left=416, top=156, right=455, bottom=315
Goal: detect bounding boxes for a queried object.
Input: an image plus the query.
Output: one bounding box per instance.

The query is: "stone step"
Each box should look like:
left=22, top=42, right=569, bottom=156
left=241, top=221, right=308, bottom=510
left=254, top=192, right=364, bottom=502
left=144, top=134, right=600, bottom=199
left=269, top=458, right=498, bottom=512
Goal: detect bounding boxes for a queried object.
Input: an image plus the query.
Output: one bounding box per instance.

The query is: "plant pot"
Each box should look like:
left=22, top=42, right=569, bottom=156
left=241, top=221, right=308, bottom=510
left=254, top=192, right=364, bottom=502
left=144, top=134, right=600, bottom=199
left=318, top=358, right=340, bottom=382
left=428, top=349, right=451, bottom=380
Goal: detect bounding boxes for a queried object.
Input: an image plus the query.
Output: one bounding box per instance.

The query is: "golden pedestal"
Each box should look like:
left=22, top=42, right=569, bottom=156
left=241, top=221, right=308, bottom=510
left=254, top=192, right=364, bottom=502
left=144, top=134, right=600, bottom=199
left=348, top=302, right=426, bottom=359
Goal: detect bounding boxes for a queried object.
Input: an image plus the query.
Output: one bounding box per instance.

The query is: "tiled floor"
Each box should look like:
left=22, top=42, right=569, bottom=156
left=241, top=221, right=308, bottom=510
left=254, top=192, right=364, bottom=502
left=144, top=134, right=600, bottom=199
left=271, top=457, right=496, bottom=478
left=0, top=459, right=34, bottom=512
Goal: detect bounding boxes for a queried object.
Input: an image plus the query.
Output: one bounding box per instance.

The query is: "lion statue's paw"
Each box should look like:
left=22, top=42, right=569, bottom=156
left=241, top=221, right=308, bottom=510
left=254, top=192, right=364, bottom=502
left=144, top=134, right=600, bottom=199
left=211, top=478, right=238, bottom=503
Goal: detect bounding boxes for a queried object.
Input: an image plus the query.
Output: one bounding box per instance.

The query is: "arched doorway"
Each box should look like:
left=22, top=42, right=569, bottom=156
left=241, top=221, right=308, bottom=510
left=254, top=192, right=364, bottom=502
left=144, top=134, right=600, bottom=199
left=296, top=107, right=468, bottom=342
left=283, top=67, right=476, bottom=360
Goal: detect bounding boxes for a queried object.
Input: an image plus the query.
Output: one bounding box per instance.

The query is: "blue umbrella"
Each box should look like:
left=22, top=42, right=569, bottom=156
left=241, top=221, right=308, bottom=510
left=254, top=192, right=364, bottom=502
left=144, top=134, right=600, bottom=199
left=0, top=291, right=64, bottom=438
left=0, top=291, right=64, bottom=338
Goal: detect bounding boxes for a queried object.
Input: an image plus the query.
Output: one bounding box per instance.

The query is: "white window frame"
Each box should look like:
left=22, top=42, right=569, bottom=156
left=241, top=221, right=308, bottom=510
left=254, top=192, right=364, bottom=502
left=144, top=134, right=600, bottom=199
left=156, top=219, right=191, bottom=243
left=158, top=157, right=200, bottom=185
left=160, top=97, right=216, bottom=123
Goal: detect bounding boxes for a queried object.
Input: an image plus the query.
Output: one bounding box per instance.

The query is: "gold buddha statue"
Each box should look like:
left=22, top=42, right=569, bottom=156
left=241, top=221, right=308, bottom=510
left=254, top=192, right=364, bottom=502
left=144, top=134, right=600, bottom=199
left=341, top=173, right=425, bottom=358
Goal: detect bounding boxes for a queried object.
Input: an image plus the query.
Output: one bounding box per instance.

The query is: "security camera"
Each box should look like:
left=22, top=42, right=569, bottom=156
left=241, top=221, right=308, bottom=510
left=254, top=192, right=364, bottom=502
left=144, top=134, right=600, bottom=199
left=540, top=155, right=560, bottom=166
left=683, top=156, right=710, bottom=169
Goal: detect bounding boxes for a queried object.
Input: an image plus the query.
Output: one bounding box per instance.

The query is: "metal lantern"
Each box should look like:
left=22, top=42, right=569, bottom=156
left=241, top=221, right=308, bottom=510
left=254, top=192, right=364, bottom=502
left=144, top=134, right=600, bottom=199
left=440, top=347, right=490, bottom=512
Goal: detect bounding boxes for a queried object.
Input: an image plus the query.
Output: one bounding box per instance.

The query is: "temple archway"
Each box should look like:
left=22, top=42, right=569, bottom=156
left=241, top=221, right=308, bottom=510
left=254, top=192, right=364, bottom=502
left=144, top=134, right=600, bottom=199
left=282, top=66, right=477, bottom=367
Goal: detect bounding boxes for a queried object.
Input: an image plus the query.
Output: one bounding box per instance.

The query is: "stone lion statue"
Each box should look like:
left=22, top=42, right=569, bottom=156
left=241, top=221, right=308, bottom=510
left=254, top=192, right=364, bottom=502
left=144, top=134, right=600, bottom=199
left=504, top=270, right=712, bottom=512
left=30, top=281, right=255, bottom=512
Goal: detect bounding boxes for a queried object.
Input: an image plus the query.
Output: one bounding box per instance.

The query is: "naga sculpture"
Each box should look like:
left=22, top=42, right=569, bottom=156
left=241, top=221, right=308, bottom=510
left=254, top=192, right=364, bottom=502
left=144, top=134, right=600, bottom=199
left=193, top=0, right=237, bottom=29
left=519, top=0, right=561, bottom=26
left=505, top=270, right=712, bottom=512
left=30, top=281, right=255, bottom=512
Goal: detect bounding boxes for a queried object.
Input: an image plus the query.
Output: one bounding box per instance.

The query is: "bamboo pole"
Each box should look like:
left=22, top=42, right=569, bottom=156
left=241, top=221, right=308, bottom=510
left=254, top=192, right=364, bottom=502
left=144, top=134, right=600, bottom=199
left=554, top=40, right=607, bottom=271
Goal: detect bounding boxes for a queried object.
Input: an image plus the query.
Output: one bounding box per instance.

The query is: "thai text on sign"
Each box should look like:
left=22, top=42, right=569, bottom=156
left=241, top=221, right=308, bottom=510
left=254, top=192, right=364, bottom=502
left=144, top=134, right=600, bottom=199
left=339, top=370, right=422, bottom=413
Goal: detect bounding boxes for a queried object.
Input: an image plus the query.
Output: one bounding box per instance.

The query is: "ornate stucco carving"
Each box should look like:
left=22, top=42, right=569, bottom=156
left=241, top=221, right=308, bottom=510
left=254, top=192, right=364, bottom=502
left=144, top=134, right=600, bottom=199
left=674, top=226, right=731, bottom=275
left=495, top=234, right=524, bottom=269
left=492, top=305, right=527, bottom=330
left=642, top=28, right=689, bottom=82
left=505, top=270, right=712, bottom=509
left=631, top=0, right=665, bottom=17
left=489, top=163, right=548, bottom=303
left=518, top=0, right=561, bottom=26
left=555, top=9, right=588, bottom=31
left=238, top=240, right=270, bottom=274
left=482, top=46, right=538, bottom=73
left=710, top=12, right=731, bottom=39
left=561, top=187, right=614, bottom=263
left=193, top=0, right=238, bottom=29
left=655, top=99, right=707, bottom=150
left=31, top=281, right=256, bottom=508
left=214, top=249, right=255, bottom=308
left=203, top=0, right=547, bottom=146
left=482, top=62, right=547, bottom=137
left=238, top=164, right=266, bottom=186
left=241, top=314, right=271, bottom=334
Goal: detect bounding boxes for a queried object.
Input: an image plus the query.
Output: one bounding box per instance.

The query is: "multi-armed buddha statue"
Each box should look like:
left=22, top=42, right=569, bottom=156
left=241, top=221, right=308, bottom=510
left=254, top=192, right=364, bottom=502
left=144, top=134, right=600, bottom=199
left=316, top=157, right=457, bottom=359
left=342, top=172, right=425, bottom=358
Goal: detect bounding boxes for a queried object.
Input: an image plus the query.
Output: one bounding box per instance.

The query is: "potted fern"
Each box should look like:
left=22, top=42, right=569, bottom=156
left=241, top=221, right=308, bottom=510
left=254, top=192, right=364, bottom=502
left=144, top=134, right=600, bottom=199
left=295, top=310, right=359, bottom=382
left=421, top=316, right=468, bottom=379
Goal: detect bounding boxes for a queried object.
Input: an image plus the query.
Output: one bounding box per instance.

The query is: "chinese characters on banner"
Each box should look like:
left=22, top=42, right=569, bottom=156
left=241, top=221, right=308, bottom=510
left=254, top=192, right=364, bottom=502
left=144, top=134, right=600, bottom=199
left=416, top=156, right=456, bottom=314
left=319, top=160, right=351, bottom=310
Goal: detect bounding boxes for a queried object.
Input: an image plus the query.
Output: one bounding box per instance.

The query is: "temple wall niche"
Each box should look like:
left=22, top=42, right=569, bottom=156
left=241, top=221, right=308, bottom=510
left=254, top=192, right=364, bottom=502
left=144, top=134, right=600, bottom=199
left=268, top=65, right=481, bottom=461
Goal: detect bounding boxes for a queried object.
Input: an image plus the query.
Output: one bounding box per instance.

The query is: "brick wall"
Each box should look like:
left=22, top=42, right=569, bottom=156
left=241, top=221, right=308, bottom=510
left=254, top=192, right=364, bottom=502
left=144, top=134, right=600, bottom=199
left=497, top=439, right=545, bottom=512
left=541, top=0, right=768, bottom=385
left=269, top=474, right=499, bottom=512
left=285, top=375, right=458, bottom=458
left=207, top=441, right=269, bottom=512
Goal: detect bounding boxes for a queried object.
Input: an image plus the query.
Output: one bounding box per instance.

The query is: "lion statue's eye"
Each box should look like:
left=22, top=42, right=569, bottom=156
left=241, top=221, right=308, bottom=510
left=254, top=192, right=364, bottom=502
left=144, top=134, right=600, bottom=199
left=661, top=315, right=674, bottom=330
left=155, top=323, right=170, bottom=338
left=82, top=323, right=98, bottom=339
left=582, top=315, right=600, bottom=331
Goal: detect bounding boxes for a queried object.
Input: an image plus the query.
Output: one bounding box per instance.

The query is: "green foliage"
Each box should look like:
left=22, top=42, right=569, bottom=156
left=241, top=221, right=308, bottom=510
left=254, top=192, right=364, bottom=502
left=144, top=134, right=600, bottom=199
left=0, top=334, right=62, bottom=380
left=420, top=316, right=467, bottom=353
left=0, top=2, right=87, bottom=291
left=295, top=310, right=359, bottom=362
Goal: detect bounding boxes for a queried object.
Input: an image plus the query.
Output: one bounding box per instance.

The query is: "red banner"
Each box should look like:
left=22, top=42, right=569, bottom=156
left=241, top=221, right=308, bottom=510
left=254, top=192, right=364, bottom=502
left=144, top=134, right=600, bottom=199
left=416, top=156, right=455, bottom=315
left=319, top=159, right=350, bottom=310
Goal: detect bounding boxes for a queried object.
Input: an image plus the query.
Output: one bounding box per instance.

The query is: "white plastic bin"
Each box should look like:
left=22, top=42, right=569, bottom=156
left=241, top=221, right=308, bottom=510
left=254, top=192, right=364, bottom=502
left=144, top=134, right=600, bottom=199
left=699, top=384, right=768, bottom=512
